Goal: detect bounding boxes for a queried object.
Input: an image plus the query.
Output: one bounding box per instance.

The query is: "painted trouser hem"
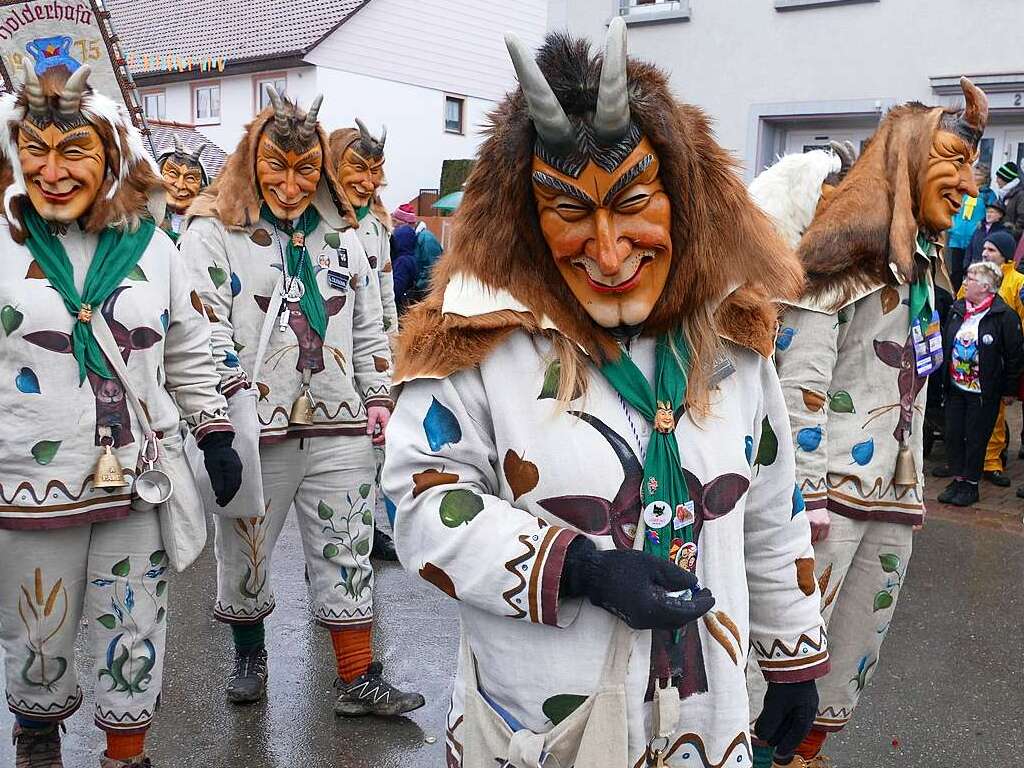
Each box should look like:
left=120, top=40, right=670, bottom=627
left=315, top=616, right=374, bottom=631
left=7, top=690, right=83, bottom=723
left=95, top=711, right=154, bottom=734
left=213, top=603, right=276, bottom=625
left=811, top=719, right=847, bottom=733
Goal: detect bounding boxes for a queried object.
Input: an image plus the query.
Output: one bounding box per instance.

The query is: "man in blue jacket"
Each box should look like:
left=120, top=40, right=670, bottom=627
left=947, top=163, right=995, bottom=290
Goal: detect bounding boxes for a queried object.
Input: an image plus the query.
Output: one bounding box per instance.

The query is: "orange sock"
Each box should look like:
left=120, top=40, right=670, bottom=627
left=330, top=626, right=373, bottom=683
left=795, top=728, right=828, bottom=759
left=105, top=731, right=146, bottom=761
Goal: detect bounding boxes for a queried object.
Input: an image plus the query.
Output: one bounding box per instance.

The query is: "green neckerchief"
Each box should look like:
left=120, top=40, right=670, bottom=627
left=260, top=203, right=327, bottom=340
left=22, top=206, right=154, bottom=383
left=599, top=331, right=693, bottom=561
left=355, top=204, right=371, bottom=222
left=908, top=233, right=934, bottom=327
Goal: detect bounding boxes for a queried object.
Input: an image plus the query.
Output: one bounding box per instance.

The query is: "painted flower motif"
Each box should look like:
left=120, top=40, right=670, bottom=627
left=647, top=476, right=659, bottom=494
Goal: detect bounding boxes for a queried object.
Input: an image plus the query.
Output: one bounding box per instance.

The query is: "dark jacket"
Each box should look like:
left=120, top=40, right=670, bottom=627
left=943, top=294, right=1024, bottom=401
left=1004, top=184, right=1024, bottom=241
left=963, top=220, right=1008, bottom=271
left=390, top=224, right=420, bottom=314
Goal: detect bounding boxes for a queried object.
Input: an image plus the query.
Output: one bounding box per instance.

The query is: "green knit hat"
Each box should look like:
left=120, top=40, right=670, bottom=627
left=996, top=162, right=1020, bottom=182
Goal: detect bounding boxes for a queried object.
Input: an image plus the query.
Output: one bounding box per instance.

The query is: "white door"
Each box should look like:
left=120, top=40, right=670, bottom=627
left=783, top=127, right=875, bottom=156
left=1000, top=130, right=1024, bottom=171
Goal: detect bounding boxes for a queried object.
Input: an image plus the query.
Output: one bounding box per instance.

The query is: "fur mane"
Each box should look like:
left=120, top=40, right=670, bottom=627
left=798, top=104, right=943, bottom=307
left=749, top=150, right=840, bottom=250
left=397, top=33, right=803, bottom=391
left=188, top=108, right=355, bottom=229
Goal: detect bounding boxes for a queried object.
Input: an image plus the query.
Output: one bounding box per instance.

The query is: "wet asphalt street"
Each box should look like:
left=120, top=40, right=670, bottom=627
left=1, top=511, right=1020, bottom=767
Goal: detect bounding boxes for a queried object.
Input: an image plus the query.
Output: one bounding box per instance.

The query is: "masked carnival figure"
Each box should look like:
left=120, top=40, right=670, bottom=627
left=771, top=79, right=988, bottom=766
left=329, top=119, right=400, bottom=562
left=178, top=89, right=424, bottom=716
left=0, top=63, right=241, bottom=768
left=382, top=22, right=828, bottom=768
left=156, top=135, right=208, bottom=244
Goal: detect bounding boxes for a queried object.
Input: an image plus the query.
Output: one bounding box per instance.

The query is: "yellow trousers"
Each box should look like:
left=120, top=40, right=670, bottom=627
left=984, top=401, right=1007, bottom=472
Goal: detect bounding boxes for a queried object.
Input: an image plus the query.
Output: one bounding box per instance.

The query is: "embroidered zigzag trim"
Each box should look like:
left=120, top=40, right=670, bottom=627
left=501, top=533, right=539, bottom=620
left=752, top=626, right=826, bottom=660
left=95, top=706, right=156, bottom=730
left=7, top=690, right=82, bottom=718
left=214, top=599, right=275, bottom=622
left=0, top=476, right=135, bottom=506
left=632, top=731, right=750, bottom=768
left=259, top=402, right=364, bottom=426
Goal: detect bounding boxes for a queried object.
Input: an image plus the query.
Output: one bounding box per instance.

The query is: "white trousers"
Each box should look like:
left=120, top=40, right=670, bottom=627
left=213, top=435, right=377, bottom=629
left=0, top=511, right=167, bottom=732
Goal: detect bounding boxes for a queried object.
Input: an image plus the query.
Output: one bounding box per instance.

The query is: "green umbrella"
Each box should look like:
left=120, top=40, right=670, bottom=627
left=432, top=191, right=464, bottom=212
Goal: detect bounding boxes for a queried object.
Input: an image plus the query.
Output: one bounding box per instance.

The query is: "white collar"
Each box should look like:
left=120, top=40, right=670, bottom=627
left=441, top=272, right=560, bottom=331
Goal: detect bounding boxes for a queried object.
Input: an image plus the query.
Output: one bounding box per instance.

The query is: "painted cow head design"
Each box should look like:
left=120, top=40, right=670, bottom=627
left=254, top=294, right=346, bottom=373
left=24, top=287, right=162, bottom=447
left=873, top=337, right=925, bottom=443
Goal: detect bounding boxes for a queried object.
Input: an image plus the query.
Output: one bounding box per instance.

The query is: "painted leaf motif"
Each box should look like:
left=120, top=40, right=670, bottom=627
left=423, top=397, right=462, bottom=451
left=828, top=390, right=856, bottom=413
left=543, top=694, right=588, bottom=726
left=373, top=355, right=389, bottom=372
left=358, top=483, right=371, bottom=499
left=384, top=495, right=397, bottom=526
left=851, top=438, right=874, bottom=466
left=324, top=231, right=341, bottom=249
left=419, top=562, right=458, bottom=599
left=97, top=614, right=117, bottom=630
left=149, top=550, right=167, bottom=566
left=156, top=607, right=166, bottom=623
left=111, top=557, right=131, bottom=578
left=354, top=538, right=370, bottom=557
left=317, top=501, right=335, bottom=520
left=879, top=553, right=901, bottom=573
left=155, top=581, right=168, bottom=598
left=224, top=351, right=240, bottom=368
left=439, top=489, right=484, bottom=528
left=190, top=290, right=204, bottom=315
left=503, top=450, right=539, bottom=500
left=744, top=435, right=753, bottom=465
left=412, top=468, right=460, bottom=498
left=256, top=382, right=270, bottom=401
left=754, top=416, right=778, bottom=467
left=791, top=485, right=806, bottom=518
left=31, top=440, right=60, bottom=465
left=880, top=286, right=900, bottom=314
left=775, top=326, right=796, bottom=351
left=126, top=265, right=147, bottom=281
left=26, top=260, right=45, bottom=279
left=801, top=388, right=826, bottom=412
left=795, top=558, right=816, bottom=596
left=323, top=543, right=340, bottom=559
left=208, top=266, right=227, bottom=288
left=873, top=590, right=893, bottom=612
left=16, top=367, right=40, bottom=394
left=1, top=305, right=23, bottom=335
left=250, top=228, right=273, bottom=247
left=160, top=309, right=169, bottom=331
left=362, top=509, right=373, bottom=525
left=796, top=426, right=822, bottom=452
left=124, top=583, right=135, bottom=612
left=538, top=360, right=561, bottom=400
left=230, top=272, right=242, bottom=297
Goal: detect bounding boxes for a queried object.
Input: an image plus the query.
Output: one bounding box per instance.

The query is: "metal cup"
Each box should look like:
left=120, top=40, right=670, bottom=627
left=131, top=466, right=173, bottom=512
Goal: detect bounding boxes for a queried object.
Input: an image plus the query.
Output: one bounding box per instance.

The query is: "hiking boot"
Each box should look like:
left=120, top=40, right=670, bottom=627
left=13, top=723, right=63, bottom=768
left=952, top=482, right=980, bottom=507
left=333, top=661, right=425, bottom=717
left=100, top=755, right=151, bottom=768
left=937, top=480, right=961, bottom=504
left=226, top=645, right=268, bottom=704
left=931, top=464, right=953, bottom=478
left=983, top=470, right=1011, bottom=487
left=371, top=529, right=398, bottom=562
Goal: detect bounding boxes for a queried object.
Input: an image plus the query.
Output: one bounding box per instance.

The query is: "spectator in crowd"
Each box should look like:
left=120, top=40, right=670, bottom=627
left=392, top=203, right=443, bottom=304
left=963, top=198, right=1007, bottom=275
left=390, top=223, right=420, bottom=315
left=947, top=163, right=995, bottom=289
left=937, top=261, right=1024, bottom=507
left=995, top=161, right=1024, bottom=239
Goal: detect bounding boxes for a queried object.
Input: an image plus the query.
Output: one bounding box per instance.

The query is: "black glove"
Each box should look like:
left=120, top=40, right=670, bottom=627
left=560, top=537, right=715, bottom=630
left=198, top=431, right=242, bottom=507
left=754, top=680, right=819, bottom=758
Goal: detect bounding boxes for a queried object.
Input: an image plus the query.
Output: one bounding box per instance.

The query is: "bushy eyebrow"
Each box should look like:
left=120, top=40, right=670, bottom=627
left=18, top=123, right=47, bottom=145
left=532, top=170, right=595, bottom=205
left=603, top=154, right=655, bottom=206
left=56, top=130, right=94, bottom=149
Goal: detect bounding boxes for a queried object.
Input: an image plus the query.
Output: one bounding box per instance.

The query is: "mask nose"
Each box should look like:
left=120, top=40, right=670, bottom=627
left=587, top=209, right=631, bottom=276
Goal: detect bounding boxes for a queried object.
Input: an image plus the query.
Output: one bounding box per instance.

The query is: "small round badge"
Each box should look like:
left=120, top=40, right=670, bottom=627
left=982, top=334, right=994, bottom=345
left=643, top=501, right=673, bottom=529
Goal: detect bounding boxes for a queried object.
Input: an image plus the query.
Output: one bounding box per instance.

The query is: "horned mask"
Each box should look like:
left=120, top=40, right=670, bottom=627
left=335, top=118, right=387, bottom=209
left=160, top=135, right=209, bottom=214
left=257, top=88, right=325, bottom=221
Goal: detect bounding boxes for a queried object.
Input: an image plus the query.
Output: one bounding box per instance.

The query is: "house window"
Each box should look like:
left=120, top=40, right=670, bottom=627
left=619, top=0, right=691, bottom=24
left=775, top=0, right=879, bottom=10
left=141, top=90, right=165, bottom=120
left=193, top=82, right=221, bottom=125
left=444, top=95, right=465, bottom=135
left=255, top=74, right=288, bottom=113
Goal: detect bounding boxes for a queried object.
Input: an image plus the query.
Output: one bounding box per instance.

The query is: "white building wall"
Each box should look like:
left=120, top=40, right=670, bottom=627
left=311, top=65, right=493, bottom=210
left=307, top=0, right=547, bottom=102
left=556, top=0, right=1024, bottom=177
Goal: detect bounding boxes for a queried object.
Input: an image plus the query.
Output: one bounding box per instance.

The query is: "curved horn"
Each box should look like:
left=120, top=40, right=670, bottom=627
left=191, top=143, right=207, bottom=163
left=959, top=76, right=989, bottom=136
left=593, top=16, right=631, bottom=142
left=304, top=95, right=323, bottom=130
left=504, top=33, right=575, bottom=153
left=21, top=61, right=48, bottom=118
left=354, top=116, right=375, bottom=143
left=57, top=64, right=91, bottom=117
left=267, top=86, right=289, bottom=133
left=828, top=139, right=857, bottom=172
left=173, top=135, right=186, bottom=155
left=379, top=123, right=386, bottom=149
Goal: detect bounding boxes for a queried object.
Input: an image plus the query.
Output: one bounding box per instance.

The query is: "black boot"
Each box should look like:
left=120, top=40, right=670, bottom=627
left=226, top=645, right=268, bottom=704
left=983, top=470, right=1011, bottom=487
left=333, top=662, right=425, bottom=717
left=937, top=480, right=961, bottom=504
left=371, top=529, right=398, bottom=562
left=952, top=482, right=980, bottom=507
left=931, top=464, right=954, bottom=478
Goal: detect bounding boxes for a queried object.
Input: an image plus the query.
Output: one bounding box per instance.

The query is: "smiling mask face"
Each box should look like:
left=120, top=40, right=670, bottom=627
left=338, top=144, right=384, bottom=209
left=162, top=157, right=204, bottom=214
left=532, top=136, right=672, bottom=328
left=17, top=120, right=106, bottom=222
left=256, top=133, right=322, bottom=221
left=920, top=129, right=978, bottom=233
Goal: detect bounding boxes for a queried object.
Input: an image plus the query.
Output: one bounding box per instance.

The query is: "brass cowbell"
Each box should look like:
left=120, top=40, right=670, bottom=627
left=893, top=440, right=917, bottom=488
left=289, top=388, right=314, bottom=426
left=93, top=444, right=129, bottom=489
